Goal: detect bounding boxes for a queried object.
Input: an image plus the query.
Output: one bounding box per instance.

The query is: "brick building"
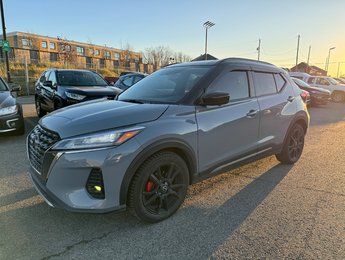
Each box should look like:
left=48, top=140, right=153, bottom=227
left=0, top=31, right=154, bottom=73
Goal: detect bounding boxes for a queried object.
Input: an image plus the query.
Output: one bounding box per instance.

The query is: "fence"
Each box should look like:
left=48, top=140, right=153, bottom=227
left=0, top=57, right=152, bottom=96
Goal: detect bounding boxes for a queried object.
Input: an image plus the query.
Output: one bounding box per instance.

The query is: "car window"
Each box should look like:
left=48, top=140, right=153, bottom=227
left=133, top=76, right=143, bottom=84
left=274, top=74, right=286, bottom=92
left=316, top=78, right=329, bottom=85
left=207, top=71, right=249, bottom=100
left=122, top=76, right=134, bottom=87
left=307, top=77, right=315, bottom=84
left=40, top=71, right=50, bottom=83
left=57, top=71, right=108, bottom=87
left=253, top=72, right=277, bottom=96
left=48, top=71, right=57, bottom=85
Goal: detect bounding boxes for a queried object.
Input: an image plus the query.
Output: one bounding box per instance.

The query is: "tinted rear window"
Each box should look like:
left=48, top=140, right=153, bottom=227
left=57, top=71, right=108, bottom=87
left=253, top=72, right=277, bottom=96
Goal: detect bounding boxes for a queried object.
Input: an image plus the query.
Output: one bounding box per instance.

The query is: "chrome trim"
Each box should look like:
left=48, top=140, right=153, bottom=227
left=0, top=128, right=16, bottom=133
left=46, top=152, right=63, bottom=179
left=6, top=118, right=19, bottom=128
left=211, top=147, right=272, bottom=174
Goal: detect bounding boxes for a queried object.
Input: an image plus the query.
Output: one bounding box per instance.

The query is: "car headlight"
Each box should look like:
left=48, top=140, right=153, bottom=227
left=0, top=105, right=18, bottom=116
left=52, top=127, right=144, bottom=150
left=65, top=92, right=86, bottom=101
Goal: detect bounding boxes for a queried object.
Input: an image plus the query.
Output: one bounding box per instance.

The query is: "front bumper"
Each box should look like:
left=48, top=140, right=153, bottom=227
left=0, top=109, right=24, bottom=133
left=28, top=140, right=141, bottom=213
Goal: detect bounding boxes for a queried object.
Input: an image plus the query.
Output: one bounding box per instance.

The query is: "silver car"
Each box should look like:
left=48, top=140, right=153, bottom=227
left=27, top=58, right=309, bottom=222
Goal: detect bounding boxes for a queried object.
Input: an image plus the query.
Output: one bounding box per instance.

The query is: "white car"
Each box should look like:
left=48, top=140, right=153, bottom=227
left=305, top=76, right=345, bottom=102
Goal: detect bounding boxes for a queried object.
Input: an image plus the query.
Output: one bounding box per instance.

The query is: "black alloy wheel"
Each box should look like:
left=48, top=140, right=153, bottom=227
left=128, top=151, right=189, bottom=223
left=276, top=124, right=305, bottom=164
left=35, top=98, right=46, bottom=117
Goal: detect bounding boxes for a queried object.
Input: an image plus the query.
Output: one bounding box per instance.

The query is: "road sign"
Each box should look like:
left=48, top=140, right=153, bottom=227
left=1, top=40, right=10, bottom=52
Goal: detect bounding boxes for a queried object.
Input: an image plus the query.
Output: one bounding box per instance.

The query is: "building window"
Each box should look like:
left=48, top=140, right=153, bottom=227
left=99, top=58, right=105, bottom=68
left=114, top=53, right=120, bottom=60
left=89, top=49, right=94, bottom=55
left=50, top=52, right=58, bottom=62
left=76, top=46, right=85, bottom=55
left=113, top=60, right=119, bottom=68
left=49, top=42, right=56, bottom=50
left=41, top=41, right=47, bottom=49
left=22, top=39, right=32, bottom=47
left=95, top=49, right=99, bottom=56
left=60, top=44, right=71, bottom=52
left=104, top=50, right=111, bottom=59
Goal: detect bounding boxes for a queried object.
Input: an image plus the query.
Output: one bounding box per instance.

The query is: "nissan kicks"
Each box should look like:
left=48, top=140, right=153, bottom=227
left=27, top=58, right=309, bottom=222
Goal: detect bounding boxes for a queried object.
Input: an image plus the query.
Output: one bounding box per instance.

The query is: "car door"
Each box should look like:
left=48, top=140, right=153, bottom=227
left=45, top=70, right=58, bottom=111
left=196, top=68, right=260, bottom=174
left=36, top=70, right=51, bottom=111
left=314, top=77, right=332, bottom=92
left=252, top=70, right=296, bottom=152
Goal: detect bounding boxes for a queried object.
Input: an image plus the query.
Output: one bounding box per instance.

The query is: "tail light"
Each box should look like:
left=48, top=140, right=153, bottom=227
left=300, top=90, right=310, bottom=103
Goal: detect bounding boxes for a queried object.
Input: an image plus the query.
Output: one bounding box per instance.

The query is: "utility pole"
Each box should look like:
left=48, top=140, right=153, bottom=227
left=0, top=0, right=11, bottom=82
left=295, top=34, right=300, bottom=67
left=257, top=39, right=261, bottom=61
left=307, top=46, right=311, bottom=65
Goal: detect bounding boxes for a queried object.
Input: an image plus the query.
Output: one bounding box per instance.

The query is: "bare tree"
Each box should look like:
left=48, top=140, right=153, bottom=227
left=143, top=46, right=173, bottom=68
left=57, top=37, right=77, bottom=64
left=119, top=41, right=134, bottom=69
left=173, top=51, right=191, bottom=63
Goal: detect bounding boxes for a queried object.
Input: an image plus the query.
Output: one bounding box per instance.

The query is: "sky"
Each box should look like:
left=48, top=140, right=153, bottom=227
left=4, top=0, right=345, bottom=76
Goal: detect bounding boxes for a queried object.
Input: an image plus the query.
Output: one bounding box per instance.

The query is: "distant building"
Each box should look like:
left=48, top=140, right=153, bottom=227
left=192, top=53, right=218, bottom=61
left=0, top=31, right=154, bottom=73
left=290, top=62, right=326, bottom=76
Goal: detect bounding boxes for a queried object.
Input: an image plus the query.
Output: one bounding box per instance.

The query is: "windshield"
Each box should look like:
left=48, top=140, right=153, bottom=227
left=0, top=78, right=8, bottom=91
left=118, top=66, right=211, bottom=104
left=328, top=77, right=340, bottom=85
left=292, top=77, right=310, bottom=88
left=57, top=71, right=108, bottom=87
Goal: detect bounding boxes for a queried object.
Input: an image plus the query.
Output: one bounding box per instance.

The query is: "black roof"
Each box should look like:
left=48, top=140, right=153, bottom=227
left=192, top=53, right=218, bottom=61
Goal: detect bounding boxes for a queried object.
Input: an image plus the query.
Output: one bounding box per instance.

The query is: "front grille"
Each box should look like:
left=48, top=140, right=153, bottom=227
left=86, top=168, right=105, bottom=199
left=28, top=125, right=60, bottom=176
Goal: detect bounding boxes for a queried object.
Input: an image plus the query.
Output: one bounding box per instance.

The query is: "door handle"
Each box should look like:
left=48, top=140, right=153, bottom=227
left=246, top=109, right=258, bottom=118
left=287, top=96, right=295, bottom=102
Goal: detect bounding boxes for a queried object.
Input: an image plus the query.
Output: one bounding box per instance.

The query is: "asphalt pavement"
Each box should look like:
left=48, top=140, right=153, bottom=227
left=1, top=100, right=345, bottom=259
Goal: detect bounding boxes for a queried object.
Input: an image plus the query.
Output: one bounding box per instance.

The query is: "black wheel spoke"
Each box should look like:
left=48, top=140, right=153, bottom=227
left=168, top=189, right=181, bottom=200
left=170, top=184, right=186, bottom=190
left=143, top=190, right=155, bottom=196
left=162, top=197, right=169, bottom=211
left=143, top=193, right=159, bottom=206
left=156, top=166, right=163, bottom=179
left=149, top=174, right=160, bottom=185
left=156, top=196, right=163, bottom=212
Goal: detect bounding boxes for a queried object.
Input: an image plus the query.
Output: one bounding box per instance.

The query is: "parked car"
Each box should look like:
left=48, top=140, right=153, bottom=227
left=27, top=58, right=309, bottom=222
left=291, top=77, right=330, bottom=106
left=35, top=69, right=122, bottom=117
left=288, top=72, right=311, bottom=82
left=104, top=76, right=119, bottom=85
left=305, top=76, right=345, bottom=102
left=334, top=77, right=345, bottom=84
left=0, top=77, right=25, bottom=135
left=113, top=72, right=147, bottom=91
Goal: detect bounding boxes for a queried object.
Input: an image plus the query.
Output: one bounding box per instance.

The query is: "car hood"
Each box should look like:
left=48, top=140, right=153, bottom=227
left=63, top=86, right=121, bottom=96
left=0, top=91, right=16, bottom=108
left=40, top=99, right=169, bottom=138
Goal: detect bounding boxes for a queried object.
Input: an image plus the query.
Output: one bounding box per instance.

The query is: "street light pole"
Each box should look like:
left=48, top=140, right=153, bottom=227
left=0, top=0, right=11, bottom=82
left=203, top=21, right=215, bottom=60
left=326, top=47, right=336, bottom=74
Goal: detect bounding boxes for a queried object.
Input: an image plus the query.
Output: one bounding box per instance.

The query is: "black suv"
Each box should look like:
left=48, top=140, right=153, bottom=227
left=35, top=69, right=122, bottom=117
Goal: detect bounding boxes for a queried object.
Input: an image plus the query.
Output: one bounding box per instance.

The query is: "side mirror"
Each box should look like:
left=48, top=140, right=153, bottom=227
left=198, top=92, right=230, bottom=106
left=43, top=81, right=53, bottom=87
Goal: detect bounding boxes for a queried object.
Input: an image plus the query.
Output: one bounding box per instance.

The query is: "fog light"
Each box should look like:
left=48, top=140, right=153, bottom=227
left=94, top=186, right=102, bottom=192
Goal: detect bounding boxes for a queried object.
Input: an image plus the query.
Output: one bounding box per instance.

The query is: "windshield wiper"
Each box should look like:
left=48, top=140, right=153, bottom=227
left=120, top=99, right=146, bottom=104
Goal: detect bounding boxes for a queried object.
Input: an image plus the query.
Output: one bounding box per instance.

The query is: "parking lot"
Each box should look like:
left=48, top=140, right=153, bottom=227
left=1, top=99, right=345, bottom=259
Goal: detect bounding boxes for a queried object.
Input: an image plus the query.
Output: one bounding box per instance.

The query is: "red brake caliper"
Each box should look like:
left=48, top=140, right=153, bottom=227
left=146, top=180, right=155, bottom=192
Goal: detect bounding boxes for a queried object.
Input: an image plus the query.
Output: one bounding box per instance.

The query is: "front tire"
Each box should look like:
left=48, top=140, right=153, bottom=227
left=276, top=124, right=305, bottom=164
left=128, top=151, right=189, bottom=223
left=35, top=98, right=46, bottom=117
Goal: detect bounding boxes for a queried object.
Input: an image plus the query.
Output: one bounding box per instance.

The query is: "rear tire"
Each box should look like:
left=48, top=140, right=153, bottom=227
left=331, top=91, right=345, bottom=103
left=128, top=151, right=189, bottom=223
left=276, top=124, right=305, bottom=164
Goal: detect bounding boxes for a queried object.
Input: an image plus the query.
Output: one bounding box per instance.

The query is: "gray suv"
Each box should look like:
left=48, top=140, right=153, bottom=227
left=27, top=58, right=309, bottom=222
